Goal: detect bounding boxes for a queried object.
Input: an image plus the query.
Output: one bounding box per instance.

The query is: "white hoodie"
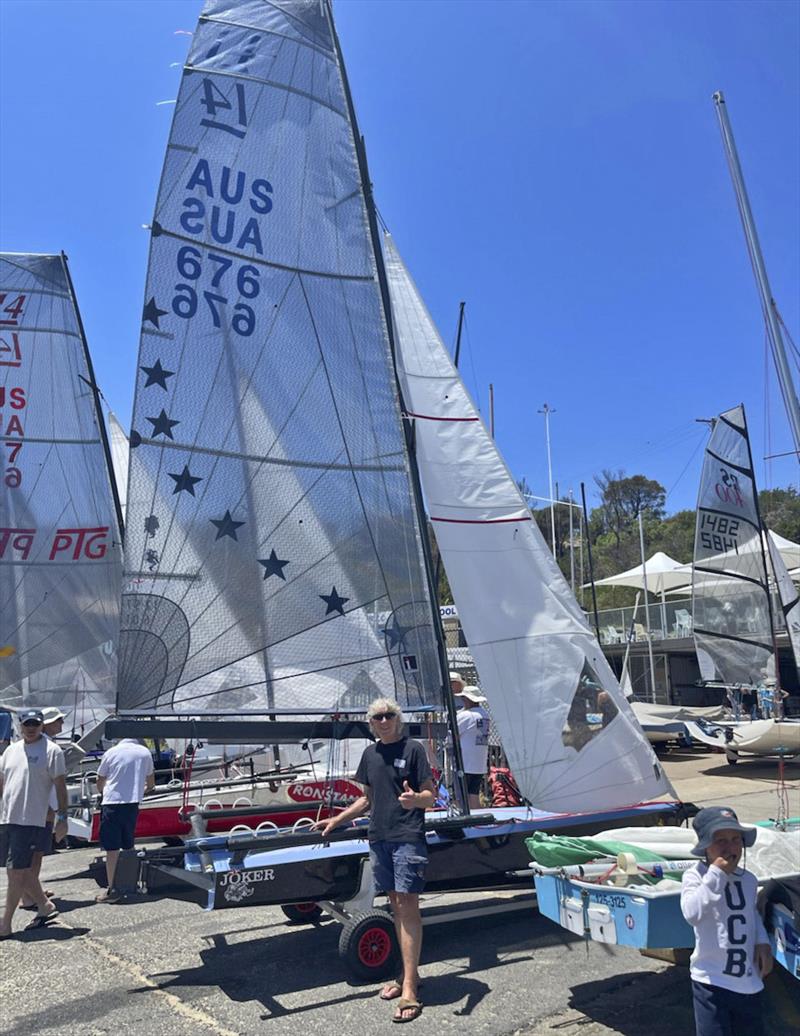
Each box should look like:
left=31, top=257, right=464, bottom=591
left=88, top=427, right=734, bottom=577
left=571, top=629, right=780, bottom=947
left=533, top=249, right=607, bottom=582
left=680, top=861, right=769, bottom=994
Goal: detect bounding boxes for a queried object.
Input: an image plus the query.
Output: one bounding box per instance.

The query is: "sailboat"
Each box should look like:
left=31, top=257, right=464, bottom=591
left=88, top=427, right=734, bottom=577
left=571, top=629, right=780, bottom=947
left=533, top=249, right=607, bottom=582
left=685, top=404, right=800, bottom=762
left=0, top=252, right=123, bottom=734
left=109, top=3, right=687, bottom=975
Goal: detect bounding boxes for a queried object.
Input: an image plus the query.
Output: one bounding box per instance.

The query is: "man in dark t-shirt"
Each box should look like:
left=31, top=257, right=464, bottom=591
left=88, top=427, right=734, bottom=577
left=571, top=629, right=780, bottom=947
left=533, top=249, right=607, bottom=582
left=316, top=697, right=434, bottom=1023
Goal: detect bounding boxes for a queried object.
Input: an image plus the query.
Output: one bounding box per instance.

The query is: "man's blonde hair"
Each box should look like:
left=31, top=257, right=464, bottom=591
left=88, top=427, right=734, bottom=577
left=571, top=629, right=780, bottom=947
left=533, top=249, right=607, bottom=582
left=366, top=697, right=405, bottom=733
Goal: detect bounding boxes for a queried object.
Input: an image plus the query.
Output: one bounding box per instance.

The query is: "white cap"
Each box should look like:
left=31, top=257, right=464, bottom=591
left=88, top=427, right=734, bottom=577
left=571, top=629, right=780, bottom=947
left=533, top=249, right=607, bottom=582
left=449, top=671, right=465, bottom=685
left=455, top=685, right=487, bottom=704
left=41, top=706, right=66, bottom=724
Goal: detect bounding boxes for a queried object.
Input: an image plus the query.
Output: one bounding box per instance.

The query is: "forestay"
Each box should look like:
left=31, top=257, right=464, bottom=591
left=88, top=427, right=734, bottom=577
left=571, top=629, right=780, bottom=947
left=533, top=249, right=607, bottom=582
left=692, top=405, right=773, bottom=686
left=385, top=235, right=674, bottom=812
left=118, top=0, right=442, bottom=717
left=0, top=253, right=122, bottom=720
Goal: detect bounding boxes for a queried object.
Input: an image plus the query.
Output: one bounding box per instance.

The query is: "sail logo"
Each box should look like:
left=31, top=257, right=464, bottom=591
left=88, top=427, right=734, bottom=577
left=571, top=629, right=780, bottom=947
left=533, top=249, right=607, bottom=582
left=287, top=780, right=362, bottom=804
left=0, top=332, right=22, bottom=367
left=714, top=468, right=745, bottom=509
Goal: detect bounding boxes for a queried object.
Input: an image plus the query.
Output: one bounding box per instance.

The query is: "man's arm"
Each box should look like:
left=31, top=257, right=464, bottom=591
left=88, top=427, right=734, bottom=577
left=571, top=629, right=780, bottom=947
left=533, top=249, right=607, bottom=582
left=96, top=775, right=107, bottom=794
left=53, top=774, right=69, bottom=841
left=314, top=786, right=370, bottom=839
left=144, top=773, right=156, bottom=794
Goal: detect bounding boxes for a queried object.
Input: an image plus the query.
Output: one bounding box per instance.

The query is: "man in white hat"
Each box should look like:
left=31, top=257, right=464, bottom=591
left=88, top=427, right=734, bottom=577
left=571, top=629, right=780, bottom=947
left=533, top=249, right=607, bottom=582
left=20, top=706, right=67, bottom=911
left=453, top=685, right=490, bottom=809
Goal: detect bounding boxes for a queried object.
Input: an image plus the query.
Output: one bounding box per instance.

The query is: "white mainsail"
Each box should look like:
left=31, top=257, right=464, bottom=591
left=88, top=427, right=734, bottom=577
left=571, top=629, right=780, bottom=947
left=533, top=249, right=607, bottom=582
left=0, top=252, right=122, bottom=721
left=108, top=411, right=129, bottom=524
left=385, top=235, right=674, bottom=812
left=767, top=531, right=800, bottom=676
left=118, top=0, right=444, bottom=718
left=692, top=405, right=773, bottom=686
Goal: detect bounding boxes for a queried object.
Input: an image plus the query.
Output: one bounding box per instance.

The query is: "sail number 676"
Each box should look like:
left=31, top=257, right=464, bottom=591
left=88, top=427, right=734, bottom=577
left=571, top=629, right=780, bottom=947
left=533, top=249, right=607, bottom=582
left=172, top=246, right=259, bottom=336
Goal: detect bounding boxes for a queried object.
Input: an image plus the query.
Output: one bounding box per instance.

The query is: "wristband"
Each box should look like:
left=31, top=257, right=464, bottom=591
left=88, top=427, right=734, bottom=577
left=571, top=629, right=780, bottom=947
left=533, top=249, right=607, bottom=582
left=56, top=811, right=68, bottom=821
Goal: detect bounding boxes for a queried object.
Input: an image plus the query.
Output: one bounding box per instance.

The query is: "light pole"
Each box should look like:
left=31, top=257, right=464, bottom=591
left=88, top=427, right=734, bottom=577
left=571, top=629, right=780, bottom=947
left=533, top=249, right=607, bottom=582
left=538, top=404, right=556, bottom=556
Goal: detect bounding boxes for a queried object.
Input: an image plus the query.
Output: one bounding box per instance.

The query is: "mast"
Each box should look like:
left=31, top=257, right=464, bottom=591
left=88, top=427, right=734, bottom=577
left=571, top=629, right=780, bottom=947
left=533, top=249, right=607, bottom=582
left=61, top=252, right=125, bottom=540
left=712, top=91, right=800, bottom=455
left=324, top=0, right=468, bottom=803
left=453, top=301, right=465, bottom=368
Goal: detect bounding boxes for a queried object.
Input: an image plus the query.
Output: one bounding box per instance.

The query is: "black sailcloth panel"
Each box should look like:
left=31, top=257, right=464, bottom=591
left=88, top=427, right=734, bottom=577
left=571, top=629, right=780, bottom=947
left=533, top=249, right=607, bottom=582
left=0, top=253, right=122, bottom=721
left=119, top=0, right=441, bottom=715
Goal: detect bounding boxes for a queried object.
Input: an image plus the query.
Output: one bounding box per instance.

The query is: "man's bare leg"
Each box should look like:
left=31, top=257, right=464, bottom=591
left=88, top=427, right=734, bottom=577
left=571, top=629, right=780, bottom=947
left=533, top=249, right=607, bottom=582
left=105, top=849, right=120, bottom=889
left=23, top=868, right=56, bottom=916
left=1, top=868, right=28, bottom=935
left=389, top=891, right=423, bottom=1019
left=21, top=851, right=45, bottom=907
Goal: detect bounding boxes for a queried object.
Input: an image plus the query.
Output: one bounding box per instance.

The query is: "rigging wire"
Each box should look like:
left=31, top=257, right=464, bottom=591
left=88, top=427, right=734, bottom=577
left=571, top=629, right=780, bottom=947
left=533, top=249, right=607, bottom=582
left=763, top=329, right=773, bottom=492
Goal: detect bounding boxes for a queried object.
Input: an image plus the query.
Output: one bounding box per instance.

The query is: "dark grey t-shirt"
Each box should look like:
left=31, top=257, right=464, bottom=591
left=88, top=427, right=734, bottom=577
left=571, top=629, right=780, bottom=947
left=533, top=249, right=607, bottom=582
left=355, top=737, right=432, bottom=843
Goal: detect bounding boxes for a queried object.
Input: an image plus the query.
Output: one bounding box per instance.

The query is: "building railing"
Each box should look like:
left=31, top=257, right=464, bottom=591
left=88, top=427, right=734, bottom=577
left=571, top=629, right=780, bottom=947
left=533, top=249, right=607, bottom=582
left=593, top=595, right=788, bottom=645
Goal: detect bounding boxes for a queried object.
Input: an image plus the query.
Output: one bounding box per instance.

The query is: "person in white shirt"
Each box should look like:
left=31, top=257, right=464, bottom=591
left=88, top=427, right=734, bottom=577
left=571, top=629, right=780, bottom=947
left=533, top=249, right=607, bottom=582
left=453, top=685, right=490, bottom=810
left=680, top=805, right=772, bottom=1036
left=20, top=706, right=66, bottom=911
left=0, top=709, right=67, bottom=937
left=95, top=739, right=155, bottom=902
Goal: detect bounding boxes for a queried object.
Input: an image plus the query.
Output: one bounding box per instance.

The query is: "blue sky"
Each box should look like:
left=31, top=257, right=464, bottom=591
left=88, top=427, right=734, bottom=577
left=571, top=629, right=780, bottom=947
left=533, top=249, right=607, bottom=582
left=1, top=0, right=798, bottom=522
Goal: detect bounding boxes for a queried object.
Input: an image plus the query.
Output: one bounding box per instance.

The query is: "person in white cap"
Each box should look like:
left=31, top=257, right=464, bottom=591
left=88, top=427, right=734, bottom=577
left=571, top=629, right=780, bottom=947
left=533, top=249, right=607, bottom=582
left=20, top=706, right=66, bottom=911
left=453, top=685, right=490, bottom=809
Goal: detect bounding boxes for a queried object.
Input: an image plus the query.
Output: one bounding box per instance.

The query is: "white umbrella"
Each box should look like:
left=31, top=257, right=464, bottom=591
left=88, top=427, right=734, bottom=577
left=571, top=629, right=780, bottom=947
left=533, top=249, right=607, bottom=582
left=586, top=552, right=690, bottom=642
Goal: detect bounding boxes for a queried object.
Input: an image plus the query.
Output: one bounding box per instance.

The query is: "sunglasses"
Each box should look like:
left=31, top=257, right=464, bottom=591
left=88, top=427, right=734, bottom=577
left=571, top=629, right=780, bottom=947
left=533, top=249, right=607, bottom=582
left=372, top=712, right=398, bottom=721
left=22, top=720, right=43, bottom=727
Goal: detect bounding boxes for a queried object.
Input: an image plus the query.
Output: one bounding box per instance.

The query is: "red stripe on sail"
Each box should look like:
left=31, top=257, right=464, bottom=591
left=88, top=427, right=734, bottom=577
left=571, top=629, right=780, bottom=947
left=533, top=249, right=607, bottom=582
left=431, top=515, right=532, bottom=525
left=405, top=411, right=479, bottom=422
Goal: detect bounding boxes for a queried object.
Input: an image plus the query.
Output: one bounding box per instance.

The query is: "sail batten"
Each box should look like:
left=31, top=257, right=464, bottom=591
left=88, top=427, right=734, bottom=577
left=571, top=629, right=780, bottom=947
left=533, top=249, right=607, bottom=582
left=118, top=0, right=444, bottom=718
left=385, top=234, right=674, bottom=812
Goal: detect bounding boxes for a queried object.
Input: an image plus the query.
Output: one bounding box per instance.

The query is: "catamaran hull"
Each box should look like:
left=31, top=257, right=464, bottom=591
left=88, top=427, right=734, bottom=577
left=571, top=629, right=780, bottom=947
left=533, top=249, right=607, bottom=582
left=134, top=802, right=686, bottom=911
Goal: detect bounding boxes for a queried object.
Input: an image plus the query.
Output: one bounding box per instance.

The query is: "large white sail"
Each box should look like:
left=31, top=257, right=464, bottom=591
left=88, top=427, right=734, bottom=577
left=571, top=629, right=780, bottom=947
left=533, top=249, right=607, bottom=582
left=0, top=252, right=122, bottom=718
left=767, top=531, right=800, bottom=675
left=118, top=1, right=444, bottom=717
left=108, top=411, right=129, bottom=524
left=385, top=235, right=673, bottom=812
left=692, top=406, right=773, bottom=686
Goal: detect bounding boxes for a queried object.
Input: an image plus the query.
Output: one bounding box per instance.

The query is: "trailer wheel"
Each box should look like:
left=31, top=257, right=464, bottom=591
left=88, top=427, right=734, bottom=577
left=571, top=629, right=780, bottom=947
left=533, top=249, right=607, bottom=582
left=339, top=909, right=398, bottom=980
left=281, top=902, right=323, bottom=924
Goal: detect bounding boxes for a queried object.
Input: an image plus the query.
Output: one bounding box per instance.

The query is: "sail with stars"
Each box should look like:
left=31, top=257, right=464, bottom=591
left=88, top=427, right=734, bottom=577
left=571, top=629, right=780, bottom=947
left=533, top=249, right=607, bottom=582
left=118, top=0, right=443, bottom=717
left=0, top=252, right=123, bottom=722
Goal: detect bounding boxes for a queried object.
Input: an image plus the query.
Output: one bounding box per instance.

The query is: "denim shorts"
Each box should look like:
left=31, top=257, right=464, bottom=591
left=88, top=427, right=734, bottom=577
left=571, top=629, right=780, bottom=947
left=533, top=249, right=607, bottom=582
left=370, top=840, right=428, bottom=894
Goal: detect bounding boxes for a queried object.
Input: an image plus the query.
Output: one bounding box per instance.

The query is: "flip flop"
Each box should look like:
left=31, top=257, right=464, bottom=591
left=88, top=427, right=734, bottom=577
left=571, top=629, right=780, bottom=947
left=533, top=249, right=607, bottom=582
left=379, top=980, right=402, bottom=1001
left=23, top=911, right=59, bottom=931
left=392, top=999, right=423, bottom=1023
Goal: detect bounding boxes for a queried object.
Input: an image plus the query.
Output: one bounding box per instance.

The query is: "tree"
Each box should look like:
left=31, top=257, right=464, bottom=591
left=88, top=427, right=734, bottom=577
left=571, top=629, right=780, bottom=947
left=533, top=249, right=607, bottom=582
left=593, top=470, right=666, bottom=548
left=759, top=487, right=800, bottom=542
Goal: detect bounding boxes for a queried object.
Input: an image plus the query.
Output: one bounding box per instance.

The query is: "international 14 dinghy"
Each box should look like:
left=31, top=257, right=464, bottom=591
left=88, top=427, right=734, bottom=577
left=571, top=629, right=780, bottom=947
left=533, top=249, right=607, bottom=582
left=685, top=405, right=800, bottom=763
left=110, top=0, right=685, bottom=979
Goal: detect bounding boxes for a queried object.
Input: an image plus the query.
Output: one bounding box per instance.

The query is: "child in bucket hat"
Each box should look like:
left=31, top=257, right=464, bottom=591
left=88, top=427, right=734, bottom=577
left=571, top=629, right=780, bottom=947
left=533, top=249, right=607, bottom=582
left=680, top=806, right=772, bottom=1036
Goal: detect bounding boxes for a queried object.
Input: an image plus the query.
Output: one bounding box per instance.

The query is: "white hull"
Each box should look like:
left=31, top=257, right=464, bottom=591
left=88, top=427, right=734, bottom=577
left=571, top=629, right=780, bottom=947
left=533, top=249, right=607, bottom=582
left=684, top=718, right=800, bottom=759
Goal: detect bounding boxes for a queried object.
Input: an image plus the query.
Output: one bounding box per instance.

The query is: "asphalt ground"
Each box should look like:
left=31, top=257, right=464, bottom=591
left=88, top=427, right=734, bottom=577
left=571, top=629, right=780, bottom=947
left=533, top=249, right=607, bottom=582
left=1, top=747, right=798, bottom=1036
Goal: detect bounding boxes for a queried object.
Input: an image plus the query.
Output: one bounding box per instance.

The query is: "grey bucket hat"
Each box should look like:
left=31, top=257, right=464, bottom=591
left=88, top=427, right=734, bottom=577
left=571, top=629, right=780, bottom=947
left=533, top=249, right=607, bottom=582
left=690, top=805, right=756, bottom=857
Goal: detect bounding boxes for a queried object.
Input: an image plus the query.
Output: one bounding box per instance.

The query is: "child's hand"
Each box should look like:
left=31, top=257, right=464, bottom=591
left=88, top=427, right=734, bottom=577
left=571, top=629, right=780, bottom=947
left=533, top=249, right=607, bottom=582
left=710, top=856, right=732, bottom=873
left=755, top=943, right=773, bottom=978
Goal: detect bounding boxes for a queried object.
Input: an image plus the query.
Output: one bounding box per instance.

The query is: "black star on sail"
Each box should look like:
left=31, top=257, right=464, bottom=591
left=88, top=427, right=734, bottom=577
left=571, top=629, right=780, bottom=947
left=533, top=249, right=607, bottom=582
left=382, top=617, right=412, bottom=648
left=141, top=359, right=175, bottom=390
left=258, top=549, right=290, bottom=581
left=143, top=297, right=168, bottom=328
left=320, top=586, right=349, bottom=616
left=146, top=410, right=180, bottom=440
left=210, top=510, right=245, bottom=541
left=168, top=465, right=203, bottom=496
